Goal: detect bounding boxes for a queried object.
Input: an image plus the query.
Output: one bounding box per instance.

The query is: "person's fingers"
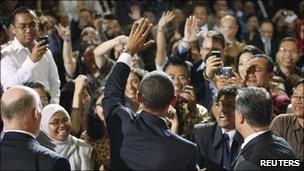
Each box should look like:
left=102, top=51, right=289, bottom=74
left=142, top=40, right=155, bottom=51
left=130, top=21, right=138, bottom=37
left=136, top=18, right=146, bottom=34
left=138, top=18, right=149, bottom=35
left=37, top=45, right=47, bottom=51
left=142, top=23, right=153, bottom=38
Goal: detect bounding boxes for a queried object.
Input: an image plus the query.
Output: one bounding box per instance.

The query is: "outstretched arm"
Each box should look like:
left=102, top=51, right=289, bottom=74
left=155, top=11, right=175, bottom=70
left=102, top=18, right=155, bottom=118
left=55, top=24, right=76, bottom=76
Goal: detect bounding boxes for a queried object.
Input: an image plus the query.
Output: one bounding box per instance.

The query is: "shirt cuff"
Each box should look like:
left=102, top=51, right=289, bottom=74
left=117, top=53, right=132, bottom=68
left=178, top=41, right=190, bottom=54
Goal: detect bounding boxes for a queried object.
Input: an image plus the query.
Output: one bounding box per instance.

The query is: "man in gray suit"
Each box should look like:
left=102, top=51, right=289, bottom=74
left=233, top=87, right=298, bottom=170
left=0, top=86, right=70, bottom=170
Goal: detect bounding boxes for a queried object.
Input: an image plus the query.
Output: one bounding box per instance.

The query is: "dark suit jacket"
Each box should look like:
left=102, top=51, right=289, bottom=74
left=193, top=122, right=243, bottom=170
left=250, top=37, right=279, bottom=60
left=102, top=62, right=197, bottom=170
left=0, top=132, right=70, bottom=170
left=232, top=130, right=297, bottom=170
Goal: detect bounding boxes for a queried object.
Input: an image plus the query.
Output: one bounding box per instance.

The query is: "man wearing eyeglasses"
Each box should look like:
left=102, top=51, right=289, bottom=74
left=1, top=7, right=60, bottom=103
left=274, top=37, right=303, bottom=97
left=163, top=56, right=210, bottom=140
left=271, top=79, right=304, bottom=166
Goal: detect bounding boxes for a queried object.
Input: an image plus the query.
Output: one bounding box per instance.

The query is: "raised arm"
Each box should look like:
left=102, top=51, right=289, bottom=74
left=55, top=24, right=76, bottom=76
left=93, top=35, right=127, bottom=67
left=155, top=11, right=175, bottom=70
left=102, top=18, right=155, bottom=118
left=175, top=16, right=199, bottom=59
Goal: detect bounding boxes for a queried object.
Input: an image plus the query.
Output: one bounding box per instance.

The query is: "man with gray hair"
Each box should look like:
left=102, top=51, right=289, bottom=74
left=232, top=87, right=297, bottom=170
left=0, top=86, right=70, bottom=170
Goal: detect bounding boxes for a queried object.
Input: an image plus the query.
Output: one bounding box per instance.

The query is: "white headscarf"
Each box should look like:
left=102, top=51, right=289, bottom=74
left=38, top=104, right=93, bottom=170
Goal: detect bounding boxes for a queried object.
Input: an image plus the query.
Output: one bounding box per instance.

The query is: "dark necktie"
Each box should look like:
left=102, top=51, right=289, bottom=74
left=223, top=133, right=231, bottom=171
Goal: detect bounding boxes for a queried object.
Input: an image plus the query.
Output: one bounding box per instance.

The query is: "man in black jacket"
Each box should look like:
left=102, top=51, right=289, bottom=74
left=0, top=86, right=70, bottom=170
left=233, top=87, right=298, bottom=170
left=102, top=18, right=196, bottom=170
left=193, top=87, right=243, bottom=170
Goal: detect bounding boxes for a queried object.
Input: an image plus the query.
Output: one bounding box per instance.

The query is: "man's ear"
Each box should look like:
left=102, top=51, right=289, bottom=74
left=136, top=91, right=142, bottom=104
left=170, top=95, right=177, bottom=107
left=34, top=106, right=42, bottom=122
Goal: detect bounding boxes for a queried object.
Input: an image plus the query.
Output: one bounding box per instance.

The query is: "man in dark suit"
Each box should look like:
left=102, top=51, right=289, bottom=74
left=0, top=86, right=70, bottom=170
left=250, top=20, right=279, bottom=60
left=193, top=87, right=243, bottom=170
left=233, top=87, right=298, bottom=170
left=102, top=18, right=196, bottom=170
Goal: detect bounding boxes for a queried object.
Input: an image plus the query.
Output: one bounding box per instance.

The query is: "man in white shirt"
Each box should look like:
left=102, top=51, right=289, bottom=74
left=233, top=87, right=297, bottom=170
left=1, top=7, right=60, bottom=103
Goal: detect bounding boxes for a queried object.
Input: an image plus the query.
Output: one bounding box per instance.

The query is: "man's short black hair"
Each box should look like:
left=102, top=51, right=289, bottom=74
left=139, top=71, right=174, bottom=111
left=279, top=37, right=298, bottom=48
left=236, top=87, right=272, bottom=127
left=215, top=87, right=239, bottom=102
left=24, top=81, right=51, bottom=103
left=11, top=7, right=37, bottom=25
left=252, top=54, right=274, bottom=73
left=163, top=56, right=190, bottom=74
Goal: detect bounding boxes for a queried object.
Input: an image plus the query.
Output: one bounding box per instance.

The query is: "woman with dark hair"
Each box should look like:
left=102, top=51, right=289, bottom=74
left=60, top=75, right=91, bottom=137
left=234, top=45, right=263, bottom=80
left=81, top=88, right=111, bottom=171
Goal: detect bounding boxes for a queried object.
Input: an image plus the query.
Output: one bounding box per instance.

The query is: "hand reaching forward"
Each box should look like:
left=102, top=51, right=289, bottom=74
left=158, top=11, right=175, bottom=29
left=55, top=23, right=71, bottom=42
left=125, top=18, right=155, bottom=56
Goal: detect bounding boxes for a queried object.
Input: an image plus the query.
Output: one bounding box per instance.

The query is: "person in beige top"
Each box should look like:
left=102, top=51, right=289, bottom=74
left=271, top=79, right=304, bottom=162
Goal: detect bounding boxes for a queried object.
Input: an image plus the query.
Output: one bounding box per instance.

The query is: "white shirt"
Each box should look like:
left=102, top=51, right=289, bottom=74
left=241, top=130, right=268, bottom=149
left=221, top=128, right=236, bottom=149
left=199, top=24, right=209, bottom=37
left=1, top=37, right=60, bottom=103
left=4, top=129, right=36, bottom=139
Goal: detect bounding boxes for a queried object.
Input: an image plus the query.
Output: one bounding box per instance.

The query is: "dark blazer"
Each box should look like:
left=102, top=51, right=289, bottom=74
left=250, top=37, right=279, bottom=60
left=102, top=62, right=197, bottom=170
left=0, top=131, right=70, bottom=170
left=232, top=130, right=297, bottom=170
left=193, top=122, right=243, bottom=170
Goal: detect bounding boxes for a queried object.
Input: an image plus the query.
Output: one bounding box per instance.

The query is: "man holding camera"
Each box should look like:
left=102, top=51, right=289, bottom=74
left=1, top=7, right=60, bottom=103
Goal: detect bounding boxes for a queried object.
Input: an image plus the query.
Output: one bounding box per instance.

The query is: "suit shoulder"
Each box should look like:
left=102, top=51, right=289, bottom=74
left=193, top=121, right=216, bottom=132
left=32, top=141, right=65, bottom=160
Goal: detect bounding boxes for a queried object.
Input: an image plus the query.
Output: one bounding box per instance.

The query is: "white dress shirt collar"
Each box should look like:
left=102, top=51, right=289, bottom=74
left=13, top=37, right=28, bottom=53
left=221, top=128, right=236, bottom=148
left=241, top=130, right=268, bottom=149
left=4, top=129, right=36, bottom=139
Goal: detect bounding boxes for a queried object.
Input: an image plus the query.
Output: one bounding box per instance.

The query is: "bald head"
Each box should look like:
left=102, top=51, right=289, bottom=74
left=1, top=86, right=40, bottom=120
left=220, top=15, right=238, bottom=42
left=221, top=15, right=238, bottom=25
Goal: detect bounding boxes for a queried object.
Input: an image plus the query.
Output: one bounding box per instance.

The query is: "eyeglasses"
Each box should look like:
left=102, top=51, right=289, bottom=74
left=14, top=22, right=38, bottom=30
left=291, top=95, right=304, bottom=101
left=215, top=101, right=235, bottom=109
left=49, top=118, right=69, bottom=126
left=279, top=47, right=297, bottom=55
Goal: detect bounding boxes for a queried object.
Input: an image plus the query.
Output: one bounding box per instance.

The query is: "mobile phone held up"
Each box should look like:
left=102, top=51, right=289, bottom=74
left=38, top=35, right=49, bottom=46
left=220, top=67, right=234, bottom=78
left=211, top=50, right=221, bottom=58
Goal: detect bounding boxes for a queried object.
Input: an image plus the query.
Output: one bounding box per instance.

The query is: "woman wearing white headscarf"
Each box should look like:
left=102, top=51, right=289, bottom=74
left=38, top=104, right=93, bottom=170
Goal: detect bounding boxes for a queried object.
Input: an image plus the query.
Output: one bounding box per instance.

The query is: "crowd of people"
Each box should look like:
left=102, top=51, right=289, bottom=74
left=0, top=0, right=303, bottom=170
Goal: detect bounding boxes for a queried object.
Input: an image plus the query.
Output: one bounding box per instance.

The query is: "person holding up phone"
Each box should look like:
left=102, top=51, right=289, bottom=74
left=1, top=7, right=60, bottom=103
